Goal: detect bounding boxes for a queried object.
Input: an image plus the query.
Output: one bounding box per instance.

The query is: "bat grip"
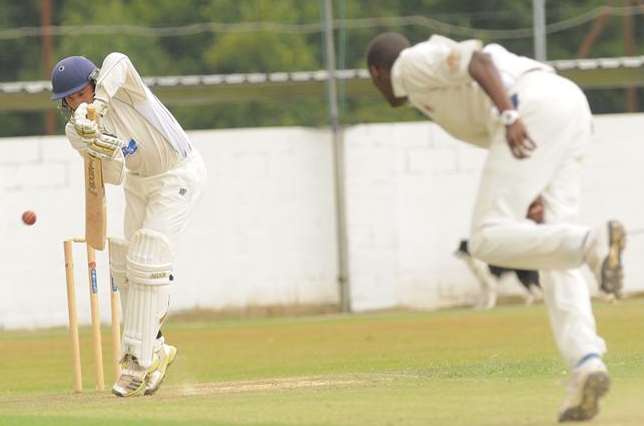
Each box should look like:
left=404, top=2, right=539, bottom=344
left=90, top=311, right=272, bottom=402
left=87, top=104, right=96, bottom=121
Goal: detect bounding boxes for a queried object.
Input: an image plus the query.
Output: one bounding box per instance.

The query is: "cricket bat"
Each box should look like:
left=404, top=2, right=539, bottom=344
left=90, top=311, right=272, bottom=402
left=84, top=104, right=107, bottom=250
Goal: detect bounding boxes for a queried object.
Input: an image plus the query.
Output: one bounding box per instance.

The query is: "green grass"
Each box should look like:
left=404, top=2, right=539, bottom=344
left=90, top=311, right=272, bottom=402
left=1, top=299, right=643, bottom=425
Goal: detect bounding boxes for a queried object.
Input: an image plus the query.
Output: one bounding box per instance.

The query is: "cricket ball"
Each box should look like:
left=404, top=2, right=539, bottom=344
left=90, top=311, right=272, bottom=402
left=22, top=210, right=37, bottom=226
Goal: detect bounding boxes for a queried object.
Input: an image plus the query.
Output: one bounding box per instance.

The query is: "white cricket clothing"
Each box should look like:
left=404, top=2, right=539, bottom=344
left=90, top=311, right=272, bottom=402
left=63, top=52, right=207, bottom=364
left=64, top=53, right=191, bottom=178
left=65, top=124, right=126, bottom=184
left=392, top=35, right=604, bottom=368
left=95, top=52, right=192, bottom=173
left=109, top=237, right=128, bottom=312
left=122, top=229, right=173, bottom=368
left=124, top=151, right=207, bottom=248
left=391, top=35, right=552, bottom=148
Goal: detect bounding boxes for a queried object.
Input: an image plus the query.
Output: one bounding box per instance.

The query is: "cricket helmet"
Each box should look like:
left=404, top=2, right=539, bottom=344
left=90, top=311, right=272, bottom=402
left=50, top=56, right=98, bottom=100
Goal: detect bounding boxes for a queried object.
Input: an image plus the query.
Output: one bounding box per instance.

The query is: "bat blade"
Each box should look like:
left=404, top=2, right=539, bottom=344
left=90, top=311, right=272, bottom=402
left=84, top=103, right=107, bottom=251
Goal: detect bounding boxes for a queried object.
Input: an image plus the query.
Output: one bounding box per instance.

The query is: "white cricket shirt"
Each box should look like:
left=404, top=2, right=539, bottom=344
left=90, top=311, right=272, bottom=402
left=66, top=52, right=191, bottom=177
left=391, top=35, right=553, bottom=148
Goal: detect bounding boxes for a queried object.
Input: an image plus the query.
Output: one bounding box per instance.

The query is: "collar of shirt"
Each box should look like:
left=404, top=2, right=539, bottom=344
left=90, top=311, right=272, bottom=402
left=390, top=56, right=407, bottom=98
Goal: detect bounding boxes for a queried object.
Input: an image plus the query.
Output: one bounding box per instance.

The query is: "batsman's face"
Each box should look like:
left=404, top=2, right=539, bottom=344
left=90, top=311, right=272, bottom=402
left=369, top=65, right=406, bottom=108
left=65, top=83, right=94, bottom=111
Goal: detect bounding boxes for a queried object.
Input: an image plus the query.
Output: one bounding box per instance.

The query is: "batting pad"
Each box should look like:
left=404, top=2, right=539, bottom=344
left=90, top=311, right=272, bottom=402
left=122, top=229, right=173, bottom=368
left=109, top=237, right=129, bottom=312
left=126, top=229, right=174, bottom=286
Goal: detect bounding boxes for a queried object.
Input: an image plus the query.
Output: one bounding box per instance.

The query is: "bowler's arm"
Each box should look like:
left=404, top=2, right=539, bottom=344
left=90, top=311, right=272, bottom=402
left=468, top=51, right=536, bottom=159
left=468, top=51, right=514, bottom=114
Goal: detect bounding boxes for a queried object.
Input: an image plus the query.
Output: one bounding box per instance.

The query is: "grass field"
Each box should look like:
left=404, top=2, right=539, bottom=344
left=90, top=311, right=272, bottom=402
left=1, top=299, right=643, bottom=426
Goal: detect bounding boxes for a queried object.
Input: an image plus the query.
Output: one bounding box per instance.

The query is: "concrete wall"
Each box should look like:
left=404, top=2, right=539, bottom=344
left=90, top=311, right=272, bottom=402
left=1, top=113, right=642, bottom=328
left=344, top=122, right=487, bottom=311
left=344, top=115, right=644, bottom=311
left=0, top=128, right=340, bottom=329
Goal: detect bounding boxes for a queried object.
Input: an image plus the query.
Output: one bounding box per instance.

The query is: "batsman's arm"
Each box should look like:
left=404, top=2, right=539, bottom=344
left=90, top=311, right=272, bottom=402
left=65, top=123, right=92, bottom=158
left=65, top=119, right=124, bottom=186
left=94, top=52, right=147, bottom=104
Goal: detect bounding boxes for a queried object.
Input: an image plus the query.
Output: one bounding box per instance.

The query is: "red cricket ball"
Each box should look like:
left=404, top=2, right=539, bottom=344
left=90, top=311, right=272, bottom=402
left=22, top=210, right=37, bottom=226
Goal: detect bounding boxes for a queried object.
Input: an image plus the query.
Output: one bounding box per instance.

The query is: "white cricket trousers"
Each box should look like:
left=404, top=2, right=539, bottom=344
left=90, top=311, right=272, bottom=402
left=469, top=71, right=606, bottom=367
left=124, top=150, right=207, bottom=252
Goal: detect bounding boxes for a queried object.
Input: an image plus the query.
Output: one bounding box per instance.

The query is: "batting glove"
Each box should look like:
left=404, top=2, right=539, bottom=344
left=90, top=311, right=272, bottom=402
left=72, top=103, right=98, bottom=140
left=92, top=98, right=109, bottom=118
left=89, top=132, right=125, bottom=160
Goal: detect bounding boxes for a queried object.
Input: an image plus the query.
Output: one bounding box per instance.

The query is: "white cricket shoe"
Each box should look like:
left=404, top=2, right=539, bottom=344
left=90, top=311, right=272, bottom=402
left=112, top=353, right=160, bottom=397
left=584, top=220, right=626, bottom=298
left=145, top=344, right=177, bottom=396
left=558, top=357, right=610, bottom=422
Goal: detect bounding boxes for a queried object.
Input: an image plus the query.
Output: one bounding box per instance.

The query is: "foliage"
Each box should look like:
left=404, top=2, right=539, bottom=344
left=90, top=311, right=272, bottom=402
left=0, top=0, right=641, bottom=136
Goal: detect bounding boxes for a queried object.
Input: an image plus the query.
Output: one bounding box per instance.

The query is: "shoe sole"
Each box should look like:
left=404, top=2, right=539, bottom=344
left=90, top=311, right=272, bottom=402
left=558, top=371, right=610, bottom=422
left=601, top=220, right=626, bottom=298
left=144, top=347, right=177, bottom=396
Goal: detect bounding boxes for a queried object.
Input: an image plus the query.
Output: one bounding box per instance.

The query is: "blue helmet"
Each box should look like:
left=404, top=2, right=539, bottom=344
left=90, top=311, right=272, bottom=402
left=50, top=56, right=98, bottom=100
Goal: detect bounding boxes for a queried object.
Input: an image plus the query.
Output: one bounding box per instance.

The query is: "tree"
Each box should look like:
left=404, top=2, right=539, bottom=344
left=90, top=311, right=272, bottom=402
left=0, top=0, right=640, bottom=137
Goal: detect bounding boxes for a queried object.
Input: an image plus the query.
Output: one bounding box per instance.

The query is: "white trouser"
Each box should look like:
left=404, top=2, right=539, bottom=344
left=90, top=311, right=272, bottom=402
left=121, top=150, right=207, bottom=359
left=469, top=71, right=605, bottom=367
left=124, top=150, right=207, bottom=246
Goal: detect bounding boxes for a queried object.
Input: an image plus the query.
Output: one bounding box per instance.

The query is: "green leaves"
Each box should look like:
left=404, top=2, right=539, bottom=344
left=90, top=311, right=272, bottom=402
left=0, top=0, right=640, bottom=136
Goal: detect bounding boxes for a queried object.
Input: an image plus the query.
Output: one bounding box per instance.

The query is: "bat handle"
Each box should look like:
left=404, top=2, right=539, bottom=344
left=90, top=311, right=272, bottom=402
left=87, top=104, right=96, bottom=121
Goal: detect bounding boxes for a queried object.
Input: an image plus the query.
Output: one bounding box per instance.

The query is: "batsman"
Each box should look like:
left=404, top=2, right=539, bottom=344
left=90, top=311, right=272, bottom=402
left=51, top=53, right=207, bottom=397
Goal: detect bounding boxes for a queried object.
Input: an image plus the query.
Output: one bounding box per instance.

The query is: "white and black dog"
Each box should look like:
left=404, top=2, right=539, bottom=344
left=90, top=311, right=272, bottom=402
left=456, top=196, right=544, bottom=309
left=455, top=239, right=541, bottom=309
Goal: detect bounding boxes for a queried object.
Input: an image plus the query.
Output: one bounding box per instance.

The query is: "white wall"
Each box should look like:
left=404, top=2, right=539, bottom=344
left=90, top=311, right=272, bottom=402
left=344, top=115, right=644, bottom=311
left=0, top=127, right=340, bottom=329
left=344, top=122, right=487, bottom=311
left=1, top=114, right=642, bottom=328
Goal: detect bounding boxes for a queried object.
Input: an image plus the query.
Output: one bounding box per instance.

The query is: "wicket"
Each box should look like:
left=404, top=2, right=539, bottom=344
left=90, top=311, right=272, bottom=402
left=63, top=237, right=122, bottom=392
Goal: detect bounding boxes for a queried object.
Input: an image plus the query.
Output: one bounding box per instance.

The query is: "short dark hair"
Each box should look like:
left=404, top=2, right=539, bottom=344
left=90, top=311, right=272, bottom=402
left=366, top=32, right=411, bottom=70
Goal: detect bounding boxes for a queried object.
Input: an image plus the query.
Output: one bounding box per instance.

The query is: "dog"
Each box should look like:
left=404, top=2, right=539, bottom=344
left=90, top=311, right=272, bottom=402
left=455, top=239, right=542, bottom=309
left=456, top=196, right=544, bottom=309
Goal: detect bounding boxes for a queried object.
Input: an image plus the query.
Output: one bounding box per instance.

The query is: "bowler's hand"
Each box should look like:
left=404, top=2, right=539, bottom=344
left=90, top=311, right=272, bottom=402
left=526, top=195, right=544, bottom=224
left=505, top=119, right=536, bottom=159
